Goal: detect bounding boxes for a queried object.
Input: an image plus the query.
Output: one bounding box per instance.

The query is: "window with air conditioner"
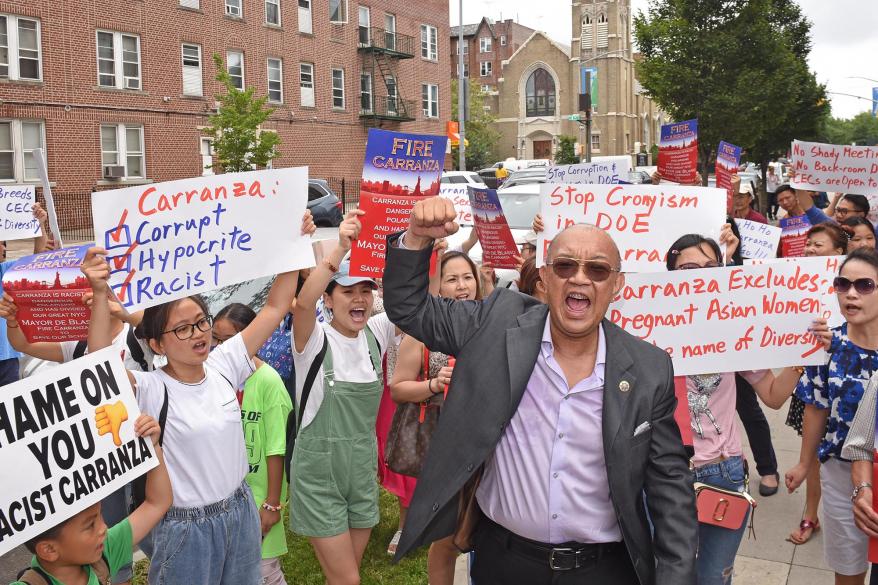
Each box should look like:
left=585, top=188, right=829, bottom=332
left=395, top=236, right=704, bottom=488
left=226, top=0, right=242, bottom=17
left=226, top=50, right=244, bottom=89
left=96, top=30, right=141, bottom=90
left=300, top=62, right=315, bottom=106
left=421, top=83, right=438, bottom=118
left=0, top=15, right=42, bottom=81
left=101, top=124, right=145, bottom=179
left=181, top=44, right=202, bottom=96
left=267, top=58, right=283, bottom=103
left=0, top=119, right=44, bottom=182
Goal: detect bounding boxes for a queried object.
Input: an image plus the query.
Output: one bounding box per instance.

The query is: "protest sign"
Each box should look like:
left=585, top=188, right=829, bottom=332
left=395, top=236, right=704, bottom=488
left=608, top=258, right=833, bottom=376
left=790, top=140, right=878, bottom=196
left=735, top=219, right=781, bottom=260
left=0, top=185, right=40, bottom=241
left=91, top=167, right=314, bottom=311
left=468, top=187, right=519, bottom=269
left=538, top=183, right=726, bottom=272
left=2, top=245, right=92, bottom=343
left=350, top=129, right=447, bottom=277
left=439, top=184, right=473, bottom=226
left=33, top=148, right=63, bottom=248
left=546, top=156, right=631, bottom=185
left=779, top=214, right=811, bottom=258
left=658, top=119, right=698, bottom=184
left=715, top=141, right=742, bottom=211
left=0, top=347, right=157, bottom=556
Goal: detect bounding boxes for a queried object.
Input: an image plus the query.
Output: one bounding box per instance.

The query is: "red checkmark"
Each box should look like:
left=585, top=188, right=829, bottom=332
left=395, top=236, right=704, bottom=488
left=110, top=210, right=129, bottom=244
left=116, top=269, right=137, bottom=303
left=112, top=242, right=138, bottom=270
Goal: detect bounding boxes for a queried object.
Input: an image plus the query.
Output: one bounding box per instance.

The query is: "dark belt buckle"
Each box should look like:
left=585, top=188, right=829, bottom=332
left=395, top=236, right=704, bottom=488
left=549, top=547, right=578, bottom=571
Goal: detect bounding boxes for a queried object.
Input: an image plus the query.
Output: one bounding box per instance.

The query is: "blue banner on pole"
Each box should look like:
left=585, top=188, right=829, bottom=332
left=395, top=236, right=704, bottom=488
left=872, top=87, right=878, bottom=117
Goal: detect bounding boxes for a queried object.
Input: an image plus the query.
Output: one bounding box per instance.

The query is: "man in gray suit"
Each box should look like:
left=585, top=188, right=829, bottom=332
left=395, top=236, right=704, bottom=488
left=382, top=196, right=696, bottom=585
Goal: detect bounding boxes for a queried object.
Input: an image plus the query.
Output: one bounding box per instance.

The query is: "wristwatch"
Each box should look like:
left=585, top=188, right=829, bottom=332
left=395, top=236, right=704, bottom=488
left=851, top=482, right=873, bottom=502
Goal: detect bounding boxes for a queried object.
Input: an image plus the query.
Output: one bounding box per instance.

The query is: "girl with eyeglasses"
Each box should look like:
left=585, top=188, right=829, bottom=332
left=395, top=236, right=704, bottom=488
left=80, top=211, right=315, bottom=585
left=785, top=247, right=878, bottom=585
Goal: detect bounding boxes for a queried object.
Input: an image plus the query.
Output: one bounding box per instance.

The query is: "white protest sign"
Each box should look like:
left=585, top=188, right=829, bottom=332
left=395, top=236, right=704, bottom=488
left=790, top=140, right=878, bottom=196
left=734, top=219, right=781, bottom=260
left=609, top=258, right=833, bottom=376
left=0, top=348, right=157, bottom=556
left=546, top=156, right=631, bottom=184
left=91, top=167, right=315, bottom=311
left=538, top=183, right=726, bottom=272
left=32, top=148, right=63, bottom=248
left=0, top=185, right=39, bottom=240
left=439, top=184, right=473, bottom=225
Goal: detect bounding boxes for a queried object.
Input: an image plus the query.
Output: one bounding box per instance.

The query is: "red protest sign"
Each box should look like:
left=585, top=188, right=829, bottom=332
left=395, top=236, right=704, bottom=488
left=468, top=187, right=519, bottom=269
left=658, top=119, right=698, bottom=184
left=779, top=215, right=811, bottom=258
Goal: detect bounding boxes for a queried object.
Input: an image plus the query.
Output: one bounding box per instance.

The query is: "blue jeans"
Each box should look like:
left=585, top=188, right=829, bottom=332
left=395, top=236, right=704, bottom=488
left=145, top=482, right=261, bottom=585
left=694, top=456, right=749, bottom=585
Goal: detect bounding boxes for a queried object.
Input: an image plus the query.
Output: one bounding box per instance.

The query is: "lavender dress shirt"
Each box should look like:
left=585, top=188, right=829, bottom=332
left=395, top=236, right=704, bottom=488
left=476, top=321, right=623, bottom=544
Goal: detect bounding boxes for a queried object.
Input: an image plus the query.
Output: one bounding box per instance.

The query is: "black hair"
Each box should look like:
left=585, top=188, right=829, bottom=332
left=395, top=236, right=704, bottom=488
left=806, top=223, right=848, bottom=253
left=841, top=246, right=878, bottom=274
left=840, top=194, right=870, bottom=214
left=517, top=257, right=542, bottom=297
left=214, top=302, right=257, bottom=333
left=727, top=216, right=743, bottom=266
left=666, top=234, right=722, bottom=271
left=24, top=521, right=66, bottom=554
left=439, top=250, right=483, bottom=300
left=842, top=216, right=875, bottom=232
left=775, top=184, right=794, bottom=197
left=135, top=295, right=210, bottom=341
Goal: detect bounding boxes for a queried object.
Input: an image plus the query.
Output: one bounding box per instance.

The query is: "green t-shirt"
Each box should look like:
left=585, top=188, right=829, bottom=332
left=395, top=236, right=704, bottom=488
left=241, top=363, right=292, bottom=559
left=12, top=519, right=132, bottom=585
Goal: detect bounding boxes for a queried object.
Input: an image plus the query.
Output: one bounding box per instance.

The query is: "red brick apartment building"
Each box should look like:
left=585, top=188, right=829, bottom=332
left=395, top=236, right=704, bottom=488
left=449, top=17, right=535, bottom=93
left=0, top=0, right=449, bottom=233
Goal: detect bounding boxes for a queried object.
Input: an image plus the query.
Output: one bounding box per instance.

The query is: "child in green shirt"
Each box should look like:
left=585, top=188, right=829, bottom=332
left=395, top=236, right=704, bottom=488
left=213, top=303, right=292, bottom=585
left=12, top=414, right=172, bottom=585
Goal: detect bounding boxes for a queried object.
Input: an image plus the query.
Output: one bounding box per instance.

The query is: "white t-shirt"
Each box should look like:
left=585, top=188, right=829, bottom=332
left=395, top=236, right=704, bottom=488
left=60, top=323, right=154, bottom=372
left=132, top=334, right=254, bottom=508
left=292, top=312, right=396, bottom=430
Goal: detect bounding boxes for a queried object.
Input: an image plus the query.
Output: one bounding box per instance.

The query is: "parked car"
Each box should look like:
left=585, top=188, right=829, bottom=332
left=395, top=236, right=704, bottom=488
left=627, top=170, right=653, bottom=184
left=477, top=163, right=502, bottom=188
left=441, top=171, right=486, bottom=186
left=308, top=179, right=344, bottom=227
left=498, top=168, right=547, bottom=190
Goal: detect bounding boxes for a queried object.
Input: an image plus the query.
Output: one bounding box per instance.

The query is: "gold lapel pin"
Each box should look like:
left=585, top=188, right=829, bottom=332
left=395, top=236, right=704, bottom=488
left=619, top=380, right=630, bottom=393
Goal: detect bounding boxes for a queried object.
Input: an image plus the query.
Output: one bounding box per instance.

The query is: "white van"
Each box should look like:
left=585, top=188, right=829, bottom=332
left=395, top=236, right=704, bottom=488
left=502, top=158, right=551, bottom=172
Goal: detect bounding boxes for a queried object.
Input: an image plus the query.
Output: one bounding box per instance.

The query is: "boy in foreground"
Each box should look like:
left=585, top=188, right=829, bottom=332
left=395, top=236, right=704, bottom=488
left=12, top=414, right=172, bottom=585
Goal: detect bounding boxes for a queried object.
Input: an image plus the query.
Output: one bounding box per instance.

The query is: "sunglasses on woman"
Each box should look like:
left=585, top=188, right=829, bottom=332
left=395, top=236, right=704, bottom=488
left=833, top=277, right=877, bottom=295
left=546, top=257, right=620, bottom=281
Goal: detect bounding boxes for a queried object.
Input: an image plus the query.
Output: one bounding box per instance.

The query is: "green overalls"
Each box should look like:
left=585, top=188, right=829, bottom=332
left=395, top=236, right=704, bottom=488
left=289, top=327, right=383, bottom=537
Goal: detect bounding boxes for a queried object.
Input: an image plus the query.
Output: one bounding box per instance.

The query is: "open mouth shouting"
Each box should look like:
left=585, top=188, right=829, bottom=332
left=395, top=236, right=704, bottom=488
left=350, top=308, right=367, bottom=324
left=565, top=291, right=592, bottom=316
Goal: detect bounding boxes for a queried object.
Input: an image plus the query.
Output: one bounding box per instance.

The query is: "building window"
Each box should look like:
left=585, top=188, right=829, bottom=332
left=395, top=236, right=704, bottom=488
left=101, top=124, right=145, bottom=179
left=479, top=61, right=491, bottom=77
left=421, top=83, right=438, bottom=118
left=500, top=35, right=506, bottom=46
left=299, top=62, right=314, bottom=106
left=581, top=14, right=592, bottom=49
left=457, top=62, right=468, bottom=77
left=360, top=72, right=372, bottom=113
left=266, top=0, right=281, bottom=25
left=525, top=68, right=556, bottom=117
left=181, top=43, right=202, bottom=96
left=298, top=0, right=312, bottom=33
left=384, top=14, right=396, bottom=50
left=420, top=25, right=437, bottom=60
left=200, top=137, right=213, bottom=176
left=179, top=0, right=200, bottom=8
left=226, top=50, right=244, bottom=89
left=386, top=75, right=397, bottom=114
left=329, top=0, right=347, bottom=23
left=597, top=13, right=608, bottom=48
left=479, top=36, right=491, bottom=53
left=0, top=119, right=44, bottom=182
left=0, top=15, right=42, bottom=81
left=267, top=58, right=283, bottom=102
left=357, top=6, right=370, bottom=46
left=226, top=0, right=242, bottom=17
left=591, top=133, right=600, bottom=151
left=331, top=68, right=345, bottom=109
left=96, top=30, right=141, bottom=90
left=456, top=42, right=468, bottom=55
left=481, top=84, right=491, bottom=93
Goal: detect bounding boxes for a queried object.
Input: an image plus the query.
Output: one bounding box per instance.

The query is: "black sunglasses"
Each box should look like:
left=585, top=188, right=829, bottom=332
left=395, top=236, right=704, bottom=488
left=546, top=257, right=620, bottom=282
left=833, top=277, right=877, bottom=295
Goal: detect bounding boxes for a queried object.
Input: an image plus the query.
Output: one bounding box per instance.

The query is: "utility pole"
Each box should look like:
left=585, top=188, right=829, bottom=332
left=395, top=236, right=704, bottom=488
left=584, top=69, right=592, bottom=163
left=457, top=0, right=466, bottom=171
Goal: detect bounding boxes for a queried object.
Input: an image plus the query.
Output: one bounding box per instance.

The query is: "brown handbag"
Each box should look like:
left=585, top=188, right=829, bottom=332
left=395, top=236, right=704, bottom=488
left=384, top=348, right=444, bottom=477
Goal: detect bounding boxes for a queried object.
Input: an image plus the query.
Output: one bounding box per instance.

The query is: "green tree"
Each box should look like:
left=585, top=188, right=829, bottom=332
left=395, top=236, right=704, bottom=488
left=634, top=0, right=827, bottom=186
left=555, top=136, right=579, bottom=164
left=203, top=54, right=281, bottom=173
left=848, top=111, right=878, bottom=146
left=450, top=79, right=500, bottom=171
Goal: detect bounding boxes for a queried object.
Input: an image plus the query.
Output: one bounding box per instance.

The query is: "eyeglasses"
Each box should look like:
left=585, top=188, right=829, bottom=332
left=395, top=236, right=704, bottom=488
left=835, top=207, right=860, bottom=216
left=676, top=261, right=722, bottom=270
left=833, top=277, right=877, bottom=295
left=162, top=316, right=213, bottom=340
left=546, top=257, right=620, bottom=281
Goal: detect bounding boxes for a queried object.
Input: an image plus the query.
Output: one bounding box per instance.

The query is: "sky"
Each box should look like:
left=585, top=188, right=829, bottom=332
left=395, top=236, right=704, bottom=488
left=449, top=0, right=878, bottom=120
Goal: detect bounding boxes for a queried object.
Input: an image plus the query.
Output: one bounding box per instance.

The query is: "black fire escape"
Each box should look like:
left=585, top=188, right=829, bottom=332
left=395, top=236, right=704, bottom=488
left=358, top=26, right=416, bottom=124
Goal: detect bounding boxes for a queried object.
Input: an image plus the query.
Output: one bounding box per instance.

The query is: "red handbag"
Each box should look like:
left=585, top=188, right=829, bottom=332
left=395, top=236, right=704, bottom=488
left=694, top=482, right=757, bottom=531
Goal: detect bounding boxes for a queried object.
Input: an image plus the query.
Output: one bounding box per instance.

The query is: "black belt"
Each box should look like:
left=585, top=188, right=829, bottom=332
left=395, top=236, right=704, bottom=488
left=481, top=516, right=626, bottom=571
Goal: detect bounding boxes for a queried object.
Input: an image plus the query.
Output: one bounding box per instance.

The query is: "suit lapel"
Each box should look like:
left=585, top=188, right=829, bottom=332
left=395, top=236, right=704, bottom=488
left=506, top=305, right=549, bottom=411
left=602, top=320, right=638, bottom=454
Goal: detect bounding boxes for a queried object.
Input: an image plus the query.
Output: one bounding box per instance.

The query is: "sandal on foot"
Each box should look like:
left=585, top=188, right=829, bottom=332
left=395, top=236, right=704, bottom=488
left=387, top=530, right=402, bottom=556
left=788, top=518, right=820, bottom=544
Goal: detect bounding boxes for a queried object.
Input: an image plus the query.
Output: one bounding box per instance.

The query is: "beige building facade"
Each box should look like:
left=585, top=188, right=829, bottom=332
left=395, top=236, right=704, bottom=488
left=483, top=0, right=666, bottom=162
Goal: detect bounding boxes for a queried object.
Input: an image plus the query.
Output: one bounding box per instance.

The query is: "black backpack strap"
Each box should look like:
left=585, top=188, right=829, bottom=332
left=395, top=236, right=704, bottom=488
left=16, top=566, right=52, bottom=585
left=157, top=384, right=169, bottom=447
left=72, top=339, right=87, bottom=360
left=284, top=335, right=328, bottom=479
left=126, top=327, right=150, bottom=371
